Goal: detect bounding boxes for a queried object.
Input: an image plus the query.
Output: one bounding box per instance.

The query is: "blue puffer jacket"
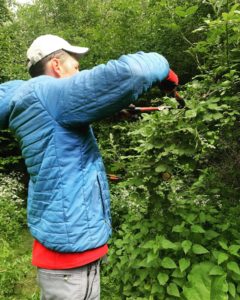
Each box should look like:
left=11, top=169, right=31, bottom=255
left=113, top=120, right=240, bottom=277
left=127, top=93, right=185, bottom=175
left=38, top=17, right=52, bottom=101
left=0, top=52, right=169, bottom=252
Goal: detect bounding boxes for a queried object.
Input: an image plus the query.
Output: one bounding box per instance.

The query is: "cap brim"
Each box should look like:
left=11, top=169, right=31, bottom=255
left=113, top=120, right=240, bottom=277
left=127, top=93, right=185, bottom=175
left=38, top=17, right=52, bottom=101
left=63, top=45, right=89, bottom=57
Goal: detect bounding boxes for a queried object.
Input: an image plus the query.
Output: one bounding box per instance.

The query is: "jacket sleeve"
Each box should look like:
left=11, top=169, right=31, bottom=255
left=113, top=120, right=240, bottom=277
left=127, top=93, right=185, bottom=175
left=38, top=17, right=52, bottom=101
left=0, top=80, right=23, bottom=130
left=36, top=52, right=170, bottom=126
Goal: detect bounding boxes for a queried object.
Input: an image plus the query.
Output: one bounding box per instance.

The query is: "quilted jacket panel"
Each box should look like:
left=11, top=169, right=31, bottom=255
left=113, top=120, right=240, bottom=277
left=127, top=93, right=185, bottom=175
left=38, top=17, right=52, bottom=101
left=0, top=52, right=169, bottom=252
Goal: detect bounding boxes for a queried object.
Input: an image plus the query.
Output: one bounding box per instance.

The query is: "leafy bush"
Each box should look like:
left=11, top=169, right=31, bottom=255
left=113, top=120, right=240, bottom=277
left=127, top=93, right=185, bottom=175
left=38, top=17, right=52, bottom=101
left=0, top=173, right=26, bottom=241
left=0, top=239, right=32, bottom=298
left=0, top=173, right=29, bottom=299
left=101, top=2, right=240, bottom=298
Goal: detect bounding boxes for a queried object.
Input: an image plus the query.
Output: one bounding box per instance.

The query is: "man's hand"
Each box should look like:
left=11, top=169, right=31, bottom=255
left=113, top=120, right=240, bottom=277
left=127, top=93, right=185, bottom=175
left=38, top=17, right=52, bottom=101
left=159, top=69, right=185, bottom=108
left=159, top=69, right=179, bottom=94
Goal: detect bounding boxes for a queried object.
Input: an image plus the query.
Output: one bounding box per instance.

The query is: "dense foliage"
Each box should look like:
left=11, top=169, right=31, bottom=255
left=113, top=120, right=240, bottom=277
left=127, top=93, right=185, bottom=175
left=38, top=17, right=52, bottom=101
left=0, top=0, right=240, bottom=299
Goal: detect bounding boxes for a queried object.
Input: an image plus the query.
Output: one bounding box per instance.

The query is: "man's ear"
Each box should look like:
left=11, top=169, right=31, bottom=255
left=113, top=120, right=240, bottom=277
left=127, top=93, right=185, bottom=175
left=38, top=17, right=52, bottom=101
left=45, top=58, right=62, bottom=78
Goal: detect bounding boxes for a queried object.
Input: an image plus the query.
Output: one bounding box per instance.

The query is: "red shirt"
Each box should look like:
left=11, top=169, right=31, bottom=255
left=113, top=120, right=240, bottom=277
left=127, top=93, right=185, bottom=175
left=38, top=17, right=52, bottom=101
left=32, top=240, right=108, bottom=269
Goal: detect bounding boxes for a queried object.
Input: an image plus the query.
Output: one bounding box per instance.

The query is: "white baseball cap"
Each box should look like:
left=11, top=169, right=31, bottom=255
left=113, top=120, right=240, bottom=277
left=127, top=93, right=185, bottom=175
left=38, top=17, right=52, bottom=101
left=27, top=34, right=89, bottom=69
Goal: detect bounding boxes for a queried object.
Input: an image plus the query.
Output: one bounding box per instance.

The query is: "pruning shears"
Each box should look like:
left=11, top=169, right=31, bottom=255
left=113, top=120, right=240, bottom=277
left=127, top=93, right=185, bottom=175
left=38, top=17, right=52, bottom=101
left=127, top=105, right=171, bottom=113
left=126, top=91, right=185, bottom=114
left=107, top=174, right=122, bottom=182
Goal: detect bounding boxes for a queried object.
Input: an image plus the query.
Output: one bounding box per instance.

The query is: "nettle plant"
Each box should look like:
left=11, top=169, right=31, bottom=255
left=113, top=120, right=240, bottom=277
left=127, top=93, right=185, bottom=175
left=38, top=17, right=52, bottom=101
left=105, top=26, right=239, bottom=300
left=106, top=88, right=240, bottom=299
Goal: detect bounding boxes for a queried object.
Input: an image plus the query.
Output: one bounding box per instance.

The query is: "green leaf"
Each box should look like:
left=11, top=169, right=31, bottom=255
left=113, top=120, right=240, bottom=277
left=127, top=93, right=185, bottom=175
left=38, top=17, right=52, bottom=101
left=227, top=262, right=240, bottom=275
left=229, top=245, right=240, bottom=256
left=147, top=252, right=158, bottom=264
left=192, top=244, right=209, bottom=255
left=172, top=268, right=185, bottom=278
left=209, top=265, right=225, bottom=276
left=212, top=250, right=229, bottom=265
left=151, top=283, right=164, bottom=295
left=179, top=258, right=191, bottom=273
left=183, top=262, right=228, bottom=300
left=160, top=236, right=177, bottom=250
left=175, top=6, right=188, bottom=17
left=219, top=241, right=228, bottom=250
left=191, top=225, right=205, bottom=233
left=142, top=240, right=156, bottom=249
left=114, top=239, right=123, bottom=248
left=167, top=283, right=180, bottom=297
left=211, top=112, right=223, bottom=120
left=185, top=109, right=197, bottom=118
left=218, top=252, right=229, bottom=265
left=172, top=223, right=185, bottom=233
left=205, top=230, right=220, bottom=240
left=141, top=125, right=153, bottom=137
left=161, top=257, right=177, bottom=269
left=182, top=240, right=192, bottom=254
left=186, top=5, right=198, bottom=15
left=218, top=224, right=230, bottom=232
left=157, top=272, right=169, bottom=286
left=207, top=103, right=221, bottom=110
left=228, top=282, right=236, bottom=298
left=155, top=164, right=168, bottom=173
left=175, top=5, right=198, bottom=18
left=184, top=213, right=197, bottom=224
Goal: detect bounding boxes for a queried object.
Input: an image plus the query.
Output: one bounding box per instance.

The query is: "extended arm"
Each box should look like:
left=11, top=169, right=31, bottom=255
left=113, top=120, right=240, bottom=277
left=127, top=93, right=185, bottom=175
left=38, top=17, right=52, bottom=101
left=37, top=52, right=170, bottom=126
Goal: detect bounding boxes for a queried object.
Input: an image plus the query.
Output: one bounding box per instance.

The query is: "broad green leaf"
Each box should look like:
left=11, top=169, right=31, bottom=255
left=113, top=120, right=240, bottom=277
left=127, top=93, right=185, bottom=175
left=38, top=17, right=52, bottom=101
left=191, top=225, right=205, bottom=233
left=227, top=262, right=240, bottom=275
left=147, top=252, right=158, bottom=264
left=192, top=244, right=209, bottom=255
left=155, top=164, right=168, bottom=173
left=175, top=6, right=188, bottom=17
left=212, top=250, right=229, bottom=265
left=218, top=252, right=229, bottom=265
left=136, top=258, right=149, bottom=268
left=172, top=223, right=185, bottom=233
left=141, top=126, right=153, bottom=137
left=161, top=257, right=177, bottom=269
left=211, top=274, right=228, bottom=298
left=205, top=230, right=220, bottom=240
left=139, top=269, right=148, bottom=282
left=114, top=239, right=123, bottom=248
left=186, top=5, right=198, bottom=15
left=160, top=236, right=177, bottom=250
left=184, top=213, right=197, bottom=223
left=182, top=240, right=192, bottom=254
left=218, top=224, right=230, bottom=232
left=142, top=240, right=156, bottom=249
left=167, top=283, right=180, bottom=297
left=151, top=283, right=164, bottom=295
left=183, top=262, right=228, bottom=300
left=185, top=109, right=197, bottom=118
left=207, top=103, right=221, bottom=110
left=157, top=272, right=169, bottom=286
left=179, top=258, right=191, bottom=273
left=219, top=241, right=229, bottom=251
left=211, top=112, right=223, bottom=120
left=173, top=278, right=185, bottom=288
left=231, top=273, right=240, bottom=282
left=172, top=268, right=185, bottom=278
left=229, top=245, right=240, bottom=256
left=228, top=282, right=236, bottom=298
left=209, top=265, right=225, bottom=276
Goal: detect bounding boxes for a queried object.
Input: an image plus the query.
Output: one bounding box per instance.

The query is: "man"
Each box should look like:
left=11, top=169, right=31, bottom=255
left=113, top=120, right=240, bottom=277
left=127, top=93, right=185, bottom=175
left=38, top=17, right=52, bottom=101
left=0, top=34, right=178, bottom=299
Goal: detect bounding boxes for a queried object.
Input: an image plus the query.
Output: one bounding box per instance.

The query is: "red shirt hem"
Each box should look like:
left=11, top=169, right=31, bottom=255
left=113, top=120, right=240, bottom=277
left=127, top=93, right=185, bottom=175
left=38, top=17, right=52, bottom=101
left=32, top=240, right=108, bottom=270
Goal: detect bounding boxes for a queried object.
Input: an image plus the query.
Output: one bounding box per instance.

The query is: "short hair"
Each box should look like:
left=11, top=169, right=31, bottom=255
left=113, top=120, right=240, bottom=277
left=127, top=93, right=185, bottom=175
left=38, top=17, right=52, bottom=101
left=28, top=50, right=68, bottom=78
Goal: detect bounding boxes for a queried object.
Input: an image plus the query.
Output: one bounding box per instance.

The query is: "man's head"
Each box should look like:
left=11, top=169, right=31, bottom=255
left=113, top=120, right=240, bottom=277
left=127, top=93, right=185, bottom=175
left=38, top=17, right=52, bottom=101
left=27, top=34, right=89, bottom=78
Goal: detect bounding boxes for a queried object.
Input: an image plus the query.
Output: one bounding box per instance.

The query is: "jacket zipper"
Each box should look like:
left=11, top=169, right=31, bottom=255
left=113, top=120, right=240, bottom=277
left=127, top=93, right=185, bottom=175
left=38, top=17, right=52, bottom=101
left=97, top=175, right=106, bottom=216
